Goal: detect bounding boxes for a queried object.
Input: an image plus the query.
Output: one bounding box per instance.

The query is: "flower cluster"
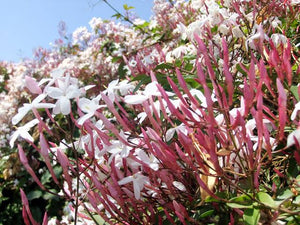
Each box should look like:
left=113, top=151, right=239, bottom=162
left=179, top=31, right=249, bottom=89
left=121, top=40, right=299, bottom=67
left=4, top=0, right=300, bottom=224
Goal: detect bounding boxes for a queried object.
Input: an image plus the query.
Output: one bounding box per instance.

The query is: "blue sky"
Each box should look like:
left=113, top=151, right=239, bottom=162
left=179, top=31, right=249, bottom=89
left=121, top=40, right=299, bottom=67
left=0, top=0, right=153, bottom=62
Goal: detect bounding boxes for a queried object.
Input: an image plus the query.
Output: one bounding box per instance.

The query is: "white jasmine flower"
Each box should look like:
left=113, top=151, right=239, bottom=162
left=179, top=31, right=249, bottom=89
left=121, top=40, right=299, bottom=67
left=10, top=119, right=39, bottom=147
left=77, top=95, right=104, bottom=125
left=118, top=172, right=150, bottom=199
left=286, top=128, right=300, bottom=148
left=46, top=75, right=81, bottom=115
left=12, top=94, right=55, bottom=125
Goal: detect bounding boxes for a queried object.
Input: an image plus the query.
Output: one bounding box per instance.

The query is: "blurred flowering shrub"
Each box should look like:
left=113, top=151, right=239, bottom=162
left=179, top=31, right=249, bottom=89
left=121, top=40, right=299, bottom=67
left=2, top=0, right=300, bottom=224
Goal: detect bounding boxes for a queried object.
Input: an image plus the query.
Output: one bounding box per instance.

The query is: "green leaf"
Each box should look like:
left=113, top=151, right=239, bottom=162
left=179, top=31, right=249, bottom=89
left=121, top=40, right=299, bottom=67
left=131, top=74, right=151, bottom=93
left=123, top=4, right=134, bottom=11
left=27, top=190, right=42, bottom=200
left=92, top=215, right=108, bottom=225
left=43, top=189, right=59, bottom=200
left=131, top=73, right=150, bottom=82
left=243, top=208, right=260, bottom=225
left=227, top=202, right=253, bottom=209
left=293, top=195, right=300, bottom=205
left=257, top=192, right=276, bottom=208
left=41, top=171, right=51, bottom=184
left=290, top=85, right=299, bottom=101
left=112, top=13, right=121, bottom=19
left=175, top=59, right=182, bottom=67
left=199, top=210, right=214, bottom=218
left=227, top=194, right=253, bottom=209
left=154, top=63, right=174, bottom=70
left=117, top=61, right=127, bottom=79
left=236, top=63, right=248, bottom=77
left=183, top=54, right=196, bottom=61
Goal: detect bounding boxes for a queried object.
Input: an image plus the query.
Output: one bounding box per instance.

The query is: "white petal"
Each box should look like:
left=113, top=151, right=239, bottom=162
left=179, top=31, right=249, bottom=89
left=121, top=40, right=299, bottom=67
left=23, top=119, right=40, bottom=129
left=9, top=131, right=19, bottom=148
left=32, top=93, right=47, bottom=104
left=107, top=79, right=119, bottom=90
left=50, top=68, right=65, bottom=78
left=59, top=97, right=71, bottom=115
left=137, top=112, right=147, bottom=124
left=78, top=113, right=93, bottom=125
left=124, top=95, right=149, bottom=104
left=291, top=102, right=300, bottom=120
left=133, top=181, right=141, bottom=199
left=149, top=162, right=159, bottom=171
left=35, top=103, right=56, bottom=109
left=286, top=129, right=300, bottom=148
left=20, top=131, right=34, bottom=142
left=52, top=103, right=60, bottom=115
left=83, top=85, right=95, bottom=91
left=38, top=78, right=51, bottom=86
left=47, top=87, right=64, bottom=99
left=144, top=82, right=158, bottom=96
left=118, top=176, right=133, bottom=185
left=166, top=128, right=176, bottom=142
left=12, top=105, right=31, bottom=125
left=173, top=181, right=186, bottom=191
left=78, top=98, right=91, bottom=111
left=66, top=85, right=80, bottom=99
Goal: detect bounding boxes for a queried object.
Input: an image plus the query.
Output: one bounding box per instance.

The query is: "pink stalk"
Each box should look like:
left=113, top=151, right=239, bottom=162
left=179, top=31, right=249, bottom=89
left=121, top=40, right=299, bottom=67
left=222, top=38, right=233, bottom=106
left=142, top=101, right=162, bottom=133
left=22, top=208, right=30, bottom=225
left=87, top=192, right=113, bottom=225
left=95, top=111, right=129, bottom=145
left=248, top=58, right=257, bottom=89
left=254, top=89, right=264, bottom=163
left=146, top=128, right=181, bottom=170
left=101, top=93, right=131, bottom=131
left=196, top=62, right=215, bottom=121
left=25, top=76, right=42, bottom=94
left=20, top=188, right=39, bottom=225
left=166, top=76, right=189, bottom=107
left=157, top=96, right=175, bottom=126
left=42, top=212, right=48, bottom=225
left=163, top=208, right=176, bottom=225
left=32, top=108, right=53, bottom=135
left=175, top=68, right=201, bottom=108
left=177, top=132, right=207, bottom=171
left=243, top=79, right=254, bottom=116
left=173, top=200, right=188, bottom=225
left=89, top=122, right=111, bottom=146
left=18, top=145, right=45, bottom=190
left=56, top=148, right=72, bottom=194
left=194, top=33, right=215, bottom=80
left=114, top=99, right=129, bottom=117
left=283, top=41, right=292, bottom=85
left=259, top=60, right=276, bottom=98
left=237, top=114, right=254, bottom=170
left=40, top=133, right=59, bottom=184
left=157, top=84, right=188, bottom=122
left=276, top=78, right=287, bottom=141
left=149, top=97, right=162, bottom=126
left=254, top=164, right=261, bottom=189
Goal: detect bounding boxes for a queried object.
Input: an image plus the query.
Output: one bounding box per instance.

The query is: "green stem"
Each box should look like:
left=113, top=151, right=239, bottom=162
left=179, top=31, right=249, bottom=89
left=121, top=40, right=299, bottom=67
left=101, top=0, right=148, bottom=35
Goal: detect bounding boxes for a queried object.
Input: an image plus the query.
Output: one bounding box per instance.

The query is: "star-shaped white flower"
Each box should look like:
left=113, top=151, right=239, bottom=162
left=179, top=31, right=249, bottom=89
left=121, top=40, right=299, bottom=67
left=118, top=172, right=149, bottom=199
left=10, top=119, right=39, bottom=148
left=124, top=81, right=172, bottom=105
left=12, top=94, right=55, bottom=125
left=291, top=101, right=300, bottom=121
left=77, top=95, right=104, bottom=125
left=46, top=75, right=81, bottom=115
left=286, top=128, right=300, bottom=148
